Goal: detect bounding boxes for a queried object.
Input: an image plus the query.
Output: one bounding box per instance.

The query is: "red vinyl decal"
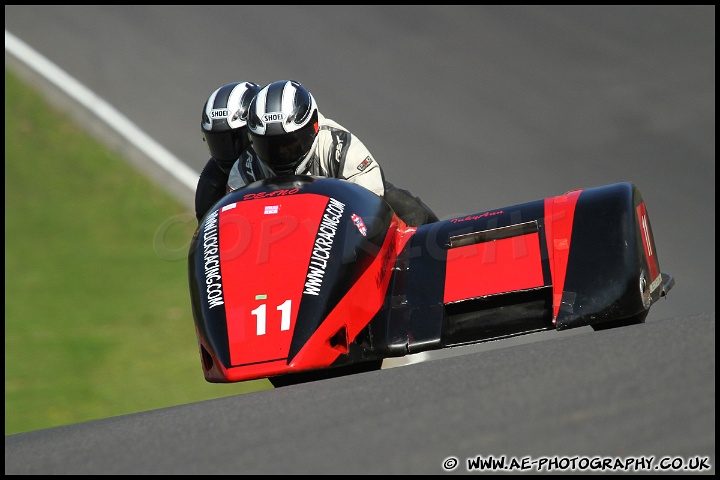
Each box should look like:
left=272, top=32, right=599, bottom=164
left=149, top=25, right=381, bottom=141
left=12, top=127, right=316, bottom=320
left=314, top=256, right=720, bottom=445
left=636, top=202, right=660, bottom=282
left=544, top=190, right=582, bottom=321
left=444, top=232, right=544, bottom=303
left=218, top=194, right=329, bottom=368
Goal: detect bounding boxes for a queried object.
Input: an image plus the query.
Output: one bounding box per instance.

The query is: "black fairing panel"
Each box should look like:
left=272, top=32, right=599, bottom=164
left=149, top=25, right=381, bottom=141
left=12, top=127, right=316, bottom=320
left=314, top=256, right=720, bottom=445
left=285, top=178, right=394, bottom=361
left=556, top=182, right=654, bottom=329
left=188, top=224, right=231, bottom=367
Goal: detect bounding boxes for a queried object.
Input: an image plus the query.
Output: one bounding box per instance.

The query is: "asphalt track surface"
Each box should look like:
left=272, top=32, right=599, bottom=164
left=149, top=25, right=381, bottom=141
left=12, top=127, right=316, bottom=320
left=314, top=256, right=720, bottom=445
left=5, top=6, right=715, bottom=475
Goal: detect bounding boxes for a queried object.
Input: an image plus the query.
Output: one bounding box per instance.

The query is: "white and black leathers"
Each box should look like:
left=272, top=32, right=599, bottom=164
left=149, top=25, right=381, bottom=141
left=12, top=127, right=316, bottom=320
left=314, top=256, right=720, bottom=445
left=227, top=113, right=385, bottom=196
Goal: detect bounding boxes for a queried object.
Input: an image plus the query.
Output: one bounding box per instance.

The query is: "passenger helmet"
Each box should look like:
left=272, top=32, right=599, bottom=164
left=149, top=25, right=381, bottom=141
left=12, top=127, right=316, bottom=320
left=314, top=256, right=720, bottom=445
left=247, top=80, right=319, bottom=175
left=201, top=81, right=261, bottom=162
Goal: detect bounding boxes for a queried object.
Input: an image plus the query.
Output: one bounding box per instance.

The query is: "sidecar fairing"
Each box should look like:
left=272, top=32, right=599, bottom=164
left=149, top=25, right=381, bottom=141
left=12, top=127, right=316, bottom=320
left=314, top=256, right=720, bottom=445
left=371, top=181, right=674, bottom=357
left=188, top=177, right=673, bottom=385
left=189, top=176, right=398, bottom=384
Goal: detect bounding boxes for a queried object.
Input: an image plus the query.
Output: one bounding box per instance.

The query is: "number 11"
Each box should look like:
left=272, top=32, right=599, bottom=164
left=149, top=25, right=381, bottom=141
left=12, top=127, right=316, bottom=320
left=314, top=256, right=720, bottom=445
left=251, top=299, right=292, bottom=335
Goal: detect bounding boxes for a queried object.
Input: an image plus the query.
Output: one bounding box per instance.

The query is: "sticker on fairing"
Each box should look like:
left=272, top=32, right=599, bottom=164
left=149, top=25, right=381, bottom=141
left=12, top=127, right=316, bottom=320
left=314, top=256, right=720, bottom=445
left=351, top=213, right=368, bottom=236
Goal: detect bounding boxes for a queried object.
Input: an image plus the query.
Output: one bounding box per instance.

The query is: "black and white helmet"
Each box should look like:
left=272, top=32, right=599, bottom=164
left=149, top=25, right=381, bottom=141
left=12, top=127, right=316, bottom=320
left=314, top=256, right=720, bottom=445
left=247, top=80, right=319, bottom=175
left=201, top=81, right=261, bottom=162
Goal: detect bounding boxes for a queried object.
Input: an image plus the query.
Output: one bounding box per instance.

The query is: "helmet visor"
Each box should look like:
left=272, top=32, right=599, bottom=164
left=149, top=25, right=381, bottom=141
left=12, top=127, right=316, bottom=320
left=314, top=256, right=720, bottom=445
left=251, top=122, right=317, bottom=174
left=203, top=128, right=249, bottom=162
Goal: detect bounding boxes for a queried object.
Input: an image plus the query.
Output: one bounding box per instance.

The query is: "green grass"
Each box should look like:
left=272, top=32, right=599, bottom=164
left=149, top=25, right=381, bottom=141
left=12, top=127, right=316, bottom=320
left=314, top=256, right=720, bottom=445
left=4, top=67, right=272, bottom=436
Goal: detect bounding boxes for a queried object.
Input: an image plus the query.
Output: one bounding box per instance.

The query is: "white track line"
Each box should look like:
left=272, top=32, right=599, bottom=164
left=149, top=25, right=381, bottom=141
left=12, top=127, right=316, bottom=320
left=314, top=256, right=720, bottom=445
left=5, top=29, right=199, bottom=192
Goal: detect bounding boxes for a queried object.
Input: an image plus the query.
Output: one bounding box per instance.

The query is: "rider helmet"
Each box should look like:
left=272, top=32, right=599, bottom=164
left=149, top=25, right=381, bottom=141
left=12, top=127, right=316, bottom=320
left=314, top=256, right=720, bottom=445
left=201, top=81, right=261, bottom=162
left=247, top=80, right=319, bottom=175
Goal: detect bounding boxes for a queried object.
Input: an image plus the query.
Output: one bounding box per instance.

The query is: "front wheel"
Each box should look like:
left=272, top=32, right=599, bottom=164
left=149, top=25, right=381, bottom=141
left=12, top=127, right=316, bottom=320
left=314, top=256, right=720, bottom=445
left=269, top=359, right=384, bottom=388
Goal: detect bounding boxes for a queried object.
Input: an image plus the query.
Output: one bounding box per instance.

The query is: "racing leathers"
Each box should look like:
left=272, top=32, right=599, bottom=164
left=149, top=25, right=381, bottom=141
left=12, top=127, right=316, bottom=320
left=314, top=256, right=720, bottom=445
left=227, top=113, right=438, bottom=226
left=194, top=156, right=240, bottom=223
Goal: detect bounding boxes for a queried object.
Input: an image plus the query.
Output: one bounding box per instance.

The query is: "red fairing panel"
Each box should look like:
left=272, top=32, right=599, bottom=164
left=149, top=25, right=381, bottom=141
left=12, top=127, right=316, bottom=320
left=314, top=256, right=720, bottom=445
left=218, top=194, right=329, bottom=370
left=442, top=189, right=582, bottom=315
left=636, top=202, right=661, bottom=288
left=543, top=190, right=581, bottom=321
left=444, top=232, right=545, bottom=303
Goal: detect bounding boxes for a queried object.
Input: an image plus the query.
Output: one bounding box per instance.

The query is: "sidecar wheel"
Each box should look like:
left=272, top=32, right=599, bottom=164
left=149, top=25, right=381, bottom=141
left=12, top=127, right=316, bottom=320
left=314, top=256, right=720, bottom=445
left=591, top=311, right=648, bottom=331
